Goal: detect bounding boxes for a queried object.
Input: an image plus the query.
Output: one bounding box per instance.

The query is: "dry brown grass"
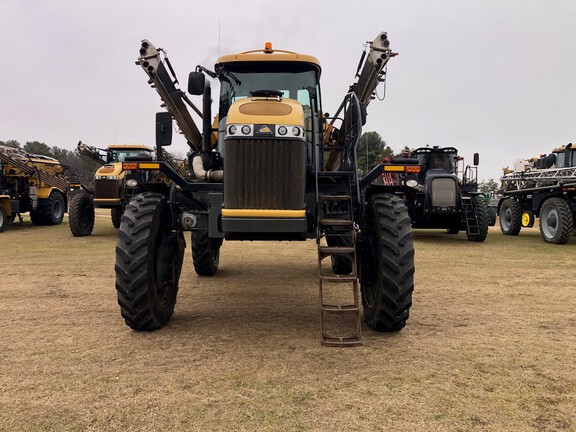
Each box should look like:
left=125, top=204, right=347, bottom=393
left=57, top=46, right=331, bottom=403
left=0, top=213, right=574, bottom=431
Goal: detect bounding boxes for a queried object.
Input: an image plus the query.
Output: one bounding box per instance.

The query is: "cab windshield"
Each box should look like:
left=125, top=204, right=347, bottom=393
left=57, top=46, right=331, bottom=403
left=108, top=149, right=152, bottom=163
left=217, top=61, right=320, bottom=122
left=415, top=152, right=456, bottom=173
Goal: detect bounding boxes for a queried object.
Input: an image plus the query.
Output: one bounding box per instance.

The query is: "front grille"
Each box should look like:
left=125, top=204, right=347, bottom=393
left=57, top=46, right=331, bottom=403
left=224, top=138, right=306, bottom=209
left=431, top=177, right=457, bottom=207
left=94, top=179, right=120, bottom=199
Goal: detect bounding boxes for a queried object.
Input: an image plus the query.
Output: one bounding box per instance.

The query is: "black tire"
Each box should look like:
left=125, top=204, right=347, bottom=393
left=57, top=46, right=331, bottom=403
left=0, top=205, right=7, bottom=233
left=359, top=194, right=415, bottom=332
left=539, top=198, right=573, bottom=245
left=111, top=207, right=123, bottom=229
left=488, top=207, right=497, bottom=226
left=69, top=191, right=95, bottom=237
left=192, top=230, right=222, bottom=276
left=499, top=198, right=522, bottom=236
left=467, top=195, right=490, bottom=242
left=446, top=228, right=459, bottom=235
left=115, top=192, right=185, bottom=330
left=30, top=190, right=65, bottom=225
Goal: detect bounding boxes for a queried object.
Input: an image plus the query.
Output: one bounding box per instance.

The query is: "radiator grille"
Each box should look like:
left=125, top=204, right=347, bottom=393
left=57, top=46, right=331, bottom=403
left=224, top=138, right=306, bottom=209
left=431, top=177, right=457, bottom=207
left=94, top=179, right=120, bottom=199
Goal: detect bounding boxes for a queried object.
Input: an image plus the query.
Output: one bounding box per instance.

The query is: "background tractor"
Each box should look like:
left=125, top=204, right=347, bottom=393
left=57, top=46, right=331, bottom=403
left=399, top=146, right=490, bottom=242
left=499, top=143, right=576, bottom=244
left=115, top=33, right=419, bottom=346
left=0, top=145, right=68, bottom=232
left=69, top=142, right=157, bottom=236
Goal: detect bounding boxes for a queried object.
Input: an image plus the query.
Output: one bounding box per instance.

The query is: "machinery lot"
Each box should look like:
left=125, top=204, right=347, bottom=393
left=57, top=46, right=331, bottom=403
left=0, top=214, right=574, bottom=431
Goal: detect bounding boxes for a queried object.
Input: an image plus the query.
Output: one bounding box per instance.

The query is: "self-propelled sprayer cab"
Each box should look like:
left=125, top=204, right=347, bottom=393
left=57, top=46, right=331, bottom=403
left=215, top=44, right=322, bottom=166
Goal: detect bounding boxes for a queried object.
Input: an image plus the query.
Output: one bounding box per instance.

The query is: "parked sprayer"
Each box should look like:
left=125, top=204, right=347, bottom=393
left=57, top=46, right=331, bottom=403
left=0, top=145, right=68, bottom=232
left=499, top=143, right=576, bottom=244
left=115, top=33, right=420, bottom=346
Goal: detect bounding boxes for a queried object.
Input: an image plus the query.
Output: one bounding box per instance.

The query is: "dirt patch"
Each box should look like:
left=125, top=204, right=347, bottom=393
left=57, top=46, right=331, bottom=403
left=0, top=216, right=574, bottom=431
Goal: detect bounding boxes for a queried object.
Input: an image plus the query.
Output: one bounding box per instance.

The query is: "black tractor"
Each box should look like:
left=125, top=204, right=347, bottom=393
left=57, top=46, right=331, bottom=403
left=400, top=146, right=490, bottom=242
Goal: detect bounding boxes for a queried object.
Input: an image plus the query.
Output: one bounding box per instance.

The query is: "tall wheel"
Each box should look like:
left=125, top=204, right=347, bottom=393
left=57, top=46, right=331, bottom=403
left=359, top=193, right=415, bottom=332
left=69, top=190, right=95, bottom=237
left=499, top=198, right=522, bottom=236
left=111, top=206, right=123, bottom=229
left=539, top=198, right=573, bottom=244
left=0, top=205, right=7, bottom=233
left=467, top=195, right=490, bottom=242
left=115, top=192, right=185, bottom=330
left=30, top=190, right=65, bottom=225
left=192, top=230, right=222, bottom=276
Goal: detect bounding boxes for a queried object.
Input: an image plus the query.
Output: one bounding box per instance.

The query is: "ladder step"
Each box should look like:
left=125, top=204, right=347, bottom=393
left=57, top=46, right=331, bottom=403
left=321, top=335, right=362, bottom=347
left=321, top=304, right=359, bottom=313
left=318, top=194, right=352, bottom=201
left=317, top=171, right=355, bottom=178
left=318, top=218, right=353, bottom=226
left=318, top=245, right=355, bottom=255
left=319, top=274, right=356, bottom=282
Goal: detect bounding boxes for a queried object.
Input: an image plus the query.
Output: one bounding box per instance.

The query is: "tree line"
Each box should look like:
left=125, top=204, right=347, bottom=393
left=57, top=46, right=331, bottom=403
left=1, top=140, right=101, bottom=186
left=1, top=136, right=501, bottom=194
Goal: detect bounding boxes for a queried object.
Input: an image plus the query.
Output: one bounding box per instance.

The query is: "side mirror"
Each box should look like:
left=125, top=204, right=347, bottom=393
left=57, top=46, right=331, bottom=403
left=188, top=72, right=205, bottom=95
left=155, top=112, right=173, bottom=147
left=473, top=152, right=479, bottom=166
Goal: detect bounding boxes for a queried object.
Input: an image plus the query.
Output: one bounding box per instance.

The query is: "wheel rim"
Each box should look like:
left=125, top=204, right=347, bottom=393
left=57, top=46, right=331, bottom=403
left=501, top=207, right=512, bottom=230
left=541, top=206, right=558, bottom=239
left=53, top=200, right=63, bottom=219
left=522, top=212, right=530, bottom=226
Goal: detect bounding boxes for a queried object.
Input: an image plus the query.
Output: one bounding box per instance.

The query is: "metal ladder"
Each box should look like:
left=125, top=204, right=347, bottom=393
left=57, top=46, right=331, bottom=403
left=462, top=196, right=479, bottom=236
left=316, top=175, right=362, bottom=347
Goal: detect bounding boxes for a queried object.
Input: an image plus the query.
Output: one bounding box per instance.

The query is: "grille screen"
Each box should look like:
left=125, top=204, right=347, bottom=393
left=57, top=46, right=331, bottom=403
left=431, top=177, right=456, bottom=207
left=94, top=179, right=120, bottom=199
left=224, top=139, right=306, bottom=209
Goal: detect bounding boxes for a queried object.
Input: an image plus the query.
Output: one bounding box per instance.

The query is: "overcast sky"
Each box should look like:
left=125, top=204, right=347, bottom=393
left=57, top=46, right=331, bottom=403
left=1, top=0, right=574, bottom=182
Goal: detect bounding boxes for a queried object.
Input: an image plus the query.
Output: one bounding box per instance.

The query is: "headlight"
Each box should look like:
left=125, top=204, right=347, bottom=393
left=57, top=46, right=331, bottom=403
left=278, top=126, right=287, bottom=136
left=292, top=127, right=301, bottom=136
left=125, top=178, right=139, bottom=187
left=241, top=125, right=251, bottom=135
left=406, top=179, right=419, bottom=188
left=228, top=125, right=237, bottom=135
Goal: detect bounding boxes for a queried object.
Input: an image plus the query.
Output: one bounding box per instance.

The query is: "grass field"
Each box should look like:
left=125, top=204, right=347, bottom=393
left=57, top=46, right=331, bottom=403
left=0, top=213, right=574, bottom=431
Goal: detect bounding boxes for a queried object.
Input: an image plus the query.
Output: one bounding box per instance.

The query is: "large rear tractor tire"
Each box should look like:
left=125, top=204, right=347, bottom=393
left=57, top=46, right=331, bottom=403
left=115, top=192, right=185, bottom=330
left=467, top=195, right=490, bottom=242
left=499, top=198, right=522, bottom=236
left=539, top=198, right=573, bottom=244
left=359, top=194, right=415, bottom=332
left=30, top=190, right=65, bottom=226
left=0, top=205, right=7, bottom=233
left=192, top=230, right=222, bottom=276
left=69, top=190, right=95, bottom=237
left=111, top=207, right=123, bottom=229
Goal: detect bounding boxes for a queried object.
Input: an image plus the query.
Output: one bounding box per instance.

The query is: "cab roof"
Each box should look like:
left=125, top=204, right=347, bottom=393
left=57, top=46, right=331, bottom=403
left=107, top=144, right=153, bottom=151
left=216, top=44, right=321, bottom=72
